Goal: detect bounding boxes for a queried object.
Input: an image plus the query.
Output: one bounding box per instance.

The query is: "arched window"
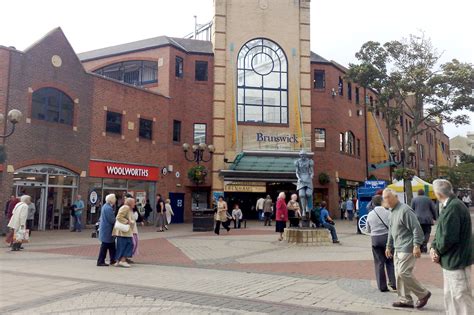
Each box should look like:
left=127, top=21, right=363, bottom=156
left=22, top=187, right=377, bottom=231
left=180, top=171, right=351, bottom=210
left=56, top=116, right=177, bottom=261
left=94, top=60, right=158, bottom=86
left=237, top=38, right=288, bottom=124
left=32, top=87, right=74, bottom=125
left=344, top=131, right=355, bottom=155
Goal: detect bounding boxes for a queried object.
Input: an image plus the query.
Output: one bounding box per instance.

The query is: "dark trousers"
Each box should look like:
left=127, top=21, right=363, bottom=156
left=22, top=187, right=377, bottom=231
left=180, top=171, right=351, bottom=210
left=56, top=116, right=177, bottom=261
left=340, top=209, right=346, bottom=220
left=420, top=224, right=432, bottom=253
left=289, top=217, right=300, bottom=227
left=257, top=210, right=263, bottom=221
left=26, top=219, right=33, bottom=236
left=97, top=241, right=116, bottom=264
left=264, top=212, right=272, bottom=226
left=347, top=210, right=354, bottom=221
left=371, top=234, right=396, bottom=291
left=322, top=223, right=338, bottom=241
left=214, top=220, right=230, bottom=235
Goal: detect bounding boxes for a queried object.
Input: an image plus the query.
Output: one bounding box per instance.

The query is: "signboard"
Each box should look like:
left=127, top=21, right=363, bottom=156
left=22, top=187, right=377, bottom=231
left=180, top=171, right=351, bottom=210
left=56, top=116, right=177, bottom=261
left=224, top=181, right=266, bottom=193
left=364, top=180, right=386, bottom=189
left=89, top=190, right=98, bottom=205
left=89, top=161, right=159, bottom=181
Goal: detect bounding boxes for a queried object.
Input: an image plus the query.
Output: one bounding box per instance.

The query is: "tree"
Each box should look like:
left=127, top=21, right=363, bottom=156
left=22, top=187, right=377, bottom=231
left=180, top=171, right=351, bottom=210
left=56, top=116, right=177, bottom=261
left=347, top=33, right=474, bottom=203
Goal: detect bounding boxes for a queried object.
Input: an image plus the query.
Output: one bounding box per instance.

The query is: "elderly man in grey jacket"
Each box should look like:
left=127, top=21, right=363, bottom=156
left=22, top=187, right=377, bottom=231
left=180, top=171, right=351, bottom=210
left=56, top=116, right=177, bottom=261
left=411, top=189, right=437, bottom=253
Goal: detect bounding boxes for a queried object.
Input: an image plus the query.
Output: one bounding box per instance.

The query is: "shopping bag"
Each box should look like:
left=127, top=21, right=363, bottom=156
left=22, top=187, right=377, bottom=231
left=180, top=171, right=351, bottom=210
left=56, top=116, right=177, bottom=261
left=14, top=228, right=29, bottom=243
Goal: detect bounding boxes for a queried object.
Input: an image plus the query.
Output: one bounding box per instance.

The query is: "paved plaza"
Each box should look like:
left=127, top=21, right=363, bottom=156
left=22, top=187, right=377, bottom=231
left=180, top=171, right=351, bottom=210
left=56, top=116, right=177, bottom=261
left=1, top=216, right=470, bottom=314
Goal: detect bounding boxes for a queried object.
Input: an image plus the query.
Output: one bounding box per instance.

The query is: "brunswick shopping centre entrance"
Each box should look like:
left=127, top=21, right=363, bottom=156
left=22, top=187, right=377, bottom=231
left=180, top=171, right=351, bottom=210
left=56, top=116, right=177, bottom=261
left=12, top=165, right=79, bottom=231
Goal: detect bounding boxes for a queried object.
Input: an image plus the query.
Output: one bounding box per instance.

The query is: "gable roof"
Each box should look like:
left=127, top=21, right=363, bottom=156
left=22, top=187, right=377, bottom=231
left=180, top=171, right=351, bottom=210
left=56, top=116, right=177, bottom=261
left=78, top=36, right=213, bottom=61
left=310, top=52, right=330, bottom=63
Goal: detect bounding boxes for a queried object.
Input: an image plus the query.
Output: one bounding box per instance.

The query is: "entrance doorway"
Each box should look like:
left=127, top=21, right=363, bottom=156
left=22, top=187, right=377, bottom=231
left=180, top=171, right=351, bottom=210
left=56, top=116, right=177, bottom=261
left=13, top=165, right=79, bottom=231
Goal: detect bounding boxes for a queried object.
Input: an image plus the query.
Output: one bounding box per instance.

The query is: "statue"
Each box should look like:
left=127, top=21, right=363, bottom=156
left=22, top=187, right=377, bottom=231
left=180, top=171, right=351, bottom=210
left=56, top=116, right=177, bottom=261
left=295, top=149, right=314, bottom=217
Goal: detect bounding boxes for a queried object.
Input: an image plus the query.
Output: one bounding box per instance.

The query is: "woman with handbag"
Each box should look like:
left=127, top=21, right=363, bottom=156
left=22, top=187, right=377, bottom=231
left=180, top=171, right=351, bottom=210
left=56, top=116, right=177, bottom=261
left=275, top=192, right=288, bottom=241
left=366, top=195, right=396, bottom=292
left=7, top=195, right=31, bottom=251
left=113, top=198, right=136, bottom=268
left=214, top=196, right=230, bottom=235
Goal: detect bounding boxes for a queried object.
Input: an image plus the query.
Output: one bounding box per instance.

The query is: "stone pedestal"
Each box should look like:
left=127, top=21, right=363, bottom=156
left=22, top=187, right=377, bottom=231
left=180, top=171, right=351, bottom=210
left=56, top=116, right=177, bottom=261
left=284, top=227, right=331, bottom=246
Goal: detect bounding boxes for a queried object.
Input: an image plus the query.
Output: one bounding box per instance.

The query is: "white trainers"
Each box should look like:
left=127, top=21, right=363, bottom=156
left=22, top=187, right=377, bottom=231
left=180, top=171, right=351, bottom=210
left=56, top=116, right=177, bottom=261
left=117, top=261, right=131, bottom=268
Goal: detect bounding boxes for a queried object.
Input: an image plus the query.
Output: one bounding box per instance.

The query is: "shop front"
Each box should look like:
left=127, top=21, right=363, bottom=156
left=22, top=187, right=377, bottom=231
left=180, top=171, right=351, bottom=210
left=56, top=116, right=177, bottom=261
left=87, top=160, right=159, bottom=223
left=338, top=179, right=364, bottom=201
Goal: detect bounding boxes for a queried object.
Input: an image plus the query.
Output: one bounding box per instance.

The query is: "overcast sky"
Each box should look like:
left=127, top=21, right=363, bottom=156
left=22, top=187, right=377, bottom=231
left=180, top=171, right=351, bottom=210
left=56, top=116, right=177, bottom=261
left=1, top=0, right=473, bottom=138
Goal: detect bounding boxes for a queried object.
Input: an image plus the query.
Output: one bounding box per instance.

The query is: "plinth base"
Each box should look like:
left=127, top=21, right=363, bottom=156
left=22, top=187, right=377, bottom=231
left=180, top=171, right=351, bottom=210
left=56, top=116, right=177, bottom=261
left=284, top=227, right=332, bottom=246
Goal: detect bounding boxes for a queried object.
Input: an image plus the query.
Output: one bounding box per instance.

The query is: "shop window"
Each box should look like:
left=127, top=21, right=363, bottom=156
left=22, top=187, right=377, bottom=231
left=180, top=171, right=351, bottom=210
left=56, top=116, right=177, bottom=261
left=314, top=70, right=325, bottom=89
left=338, top=77, right=343, bottom=96
left=106, top=111, right=122, bottom=134
left=347, top=82, right=352, bottom=100
left=139, top=118, right=153, bottom=140
left=173, top=120, right=181, bottom=142
left=32, top=87, right=74, bottom=125
left=195, top=61, right=208, bottom=81
left=175, top=56, right=184, bottom=78
left=314, top=128, right=326, bottom=148
left=355, top=87, right=360, bottom=104
left=94, top=60, right=158, bottom=86
left=237, top=38, right=288, bottom=124
left=193, top=123, right=206, bottom=144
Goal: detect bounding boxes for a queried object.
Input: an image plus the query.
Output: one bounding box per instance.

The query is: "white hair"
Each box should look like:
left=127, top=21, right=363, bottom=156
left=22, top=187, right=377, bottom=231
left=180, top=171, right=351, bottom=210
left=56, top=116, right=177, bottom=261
left=278, top=192, right=286, bottom=199
left=433, top=179, right=454, bottom=197
left=20, top=195, right=31, bottom=203
left=105, top=194, right=116, bottom=204
left=383, top=188, right=398, bottom=197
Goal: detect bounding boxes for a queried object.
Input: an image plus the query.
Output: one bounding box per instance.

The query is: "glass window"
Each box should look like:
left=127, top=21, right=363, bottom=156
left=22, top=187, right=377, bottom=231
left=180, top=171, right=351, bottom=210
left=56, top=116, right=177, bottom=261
left=193, top=123, right=206, bottom=144
left=175, top=56, right=184, bottom=78
left=103, top=178, right=127, bottom=189
left=173, top=120, right=181, bottom=142
left=106, top=111, right=122, bottom=134
left=347, top=82, right=352, bottom=100
left=314, top=70, right=325, bottom=89
left=355, top=87, right=360, bottom=104
left=339, top=133, right=344, bottom=152
left=344, top=131, right=355, bottom=155
left=338, top=77, right=343, bottom=96
left=139, top=118, right=153, bottom=140
left=195, top=61, right=208, bottom=81
left=314, top=128, right=326, bottom=148
left=94, top=60, right=158, bottom=86
left=237, top=38, right=288, bottom=124
left=32, top=87, right=74, bottom=125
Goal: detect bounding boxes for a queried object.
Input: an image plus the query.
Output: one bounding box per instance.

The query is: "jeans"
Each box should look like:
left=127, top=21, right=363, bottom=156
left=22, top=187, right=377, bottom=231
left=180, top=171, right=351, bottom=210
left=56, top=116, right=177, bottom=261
left=347, top=210, right=354, bottom=221
left=233, top=219, right=241, bottom=229
left=257, top=210, right=263, bottom=221
left=73, top=212, right=82, bottom=231
left=215, top=220, right=230, bottom=235
left=322, top=222, right=338, bottom=241
left=97, top=241, right=116, bottom=265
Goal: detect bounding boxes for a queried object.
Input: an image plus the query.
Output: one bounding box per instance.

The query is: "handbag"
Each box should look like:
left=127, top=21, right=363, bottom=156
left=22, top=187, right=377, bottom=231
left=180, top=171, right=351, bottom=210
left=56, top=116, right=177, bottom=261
left=114, top=221, right=130, bottom=233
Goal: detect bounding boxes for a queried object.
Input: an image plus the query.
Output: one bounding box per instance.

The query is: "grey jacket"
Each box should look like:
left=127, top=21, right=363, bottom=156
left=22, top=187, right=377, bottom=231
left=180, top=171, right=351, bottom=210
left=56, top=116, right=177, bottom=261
left=387, top=202, right=424, bottom=253
left=411, top=195, right=437, bottom=225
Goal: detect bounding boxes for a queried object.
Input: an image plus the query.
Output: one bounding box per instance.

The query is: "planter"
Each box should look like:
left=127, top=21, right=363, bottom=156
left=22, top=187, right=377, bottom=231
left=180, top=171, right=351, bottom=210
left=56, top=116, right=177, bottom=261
left=192, top=209, right=215, bottom=232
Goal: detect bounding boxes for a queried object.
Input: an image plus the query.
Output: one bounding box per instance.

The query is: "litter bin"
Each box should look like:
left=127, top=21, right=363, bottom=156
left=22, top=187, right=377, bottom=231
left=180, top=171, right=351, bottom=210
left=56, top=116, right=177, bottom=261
left=192, top=209, right=215, bottom=232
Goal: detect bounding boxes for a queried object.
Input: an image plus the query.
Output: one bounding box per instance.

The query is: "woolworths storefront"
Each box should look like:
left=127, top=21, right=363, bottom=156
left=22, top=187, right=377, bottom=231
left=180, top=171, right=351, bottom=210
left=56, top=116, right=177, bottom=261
left=87, top=160, right=159, bottom=223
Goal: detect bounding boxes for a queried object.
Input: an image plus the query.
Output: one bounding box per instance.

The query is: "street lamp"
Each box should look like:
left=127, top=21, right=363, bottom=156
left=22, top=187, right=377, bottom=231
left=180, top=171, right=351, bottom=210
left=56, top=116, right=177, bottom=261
left=389, top=145, right=416, bottom=168
left=182, top=142, right=215, bottom=209
left=0, top=109, right=22, bottom=138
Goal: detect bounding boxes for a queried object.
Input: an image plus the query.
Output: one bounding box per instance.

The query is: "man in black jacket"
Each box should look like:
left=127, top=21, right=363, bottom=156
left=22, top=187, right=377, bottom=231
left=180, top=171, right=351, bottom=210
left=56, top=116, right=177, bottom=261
left=411, top=189, right=437, bottom=253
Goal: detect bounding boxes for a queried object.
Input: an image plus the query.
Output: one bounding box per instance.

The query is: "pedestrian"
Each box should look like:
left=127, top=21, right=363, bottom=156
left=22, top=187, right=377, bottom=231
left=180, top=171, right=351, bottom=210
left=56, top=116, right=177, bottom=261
left=287, top=194, right=301, bottom=227
left=345, top=198, right=354, bottom=221
left=131, top=201, right=144, bottom=261
left=165, top=199, right=174, bottom=227
left=143, top=199, right=153, bottom=225
left=232, top=204, right=243, bottom=229
left=3, top=196, right=15, bottom=236
left=275, top=192, right=288, bottom=241
left=71, top=195, right=84, bottom=232
left=411, top=189, right=437, bottom=253
left=97, top=194, right=117, bottom=267
left=366, top=195, right=396, bottom=292
left=7, top=195, right=31, bottom=251
left=26, top=199, right=36, bottom=236
left=430, top=179, right=473, bottom=314
left=256, top=196, right=265, bottom=221
left=384, top=188, right=431, bottom=309
left=5, top=196, right=19, bottom=246
left=263, top=195, right=273, bottom=226
left=156, top=194, right=166, bottom=232
left=462, top=193, right=471, bottom=208
left=366, top=189, right=384, bottom=213
left=214, top=196, right=230, bottom=235
left=113, top=198, right=135, bottom=268
left=339, top=198, right=346, bottom=220
left=320, top=201, right=339, bottom=244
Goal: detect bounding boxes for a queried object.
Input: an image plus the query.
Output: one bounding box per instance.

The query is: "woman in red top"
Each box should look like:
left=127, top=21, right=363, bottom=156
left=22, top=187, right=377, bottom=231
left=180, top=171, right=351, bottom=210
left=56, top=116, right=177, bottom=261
left=275, top=192, right=288, bottom=241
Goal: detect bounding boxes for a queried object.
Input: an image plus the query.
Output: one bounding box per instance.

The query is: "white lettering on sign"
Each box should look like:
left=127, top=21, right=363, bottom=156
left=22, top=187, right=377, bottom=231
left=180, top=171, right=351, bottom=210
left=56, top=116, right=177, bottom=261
left=106, top=166, right=149, bottom=177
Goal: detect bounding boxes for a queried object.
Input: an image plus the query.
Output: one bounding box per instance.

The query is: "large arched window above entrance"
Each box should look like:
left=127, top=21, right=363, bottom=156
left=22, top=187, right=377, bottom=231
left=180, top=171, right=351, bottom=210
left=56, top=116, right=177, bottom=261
left=237, top=38, right=288, bottom=124
left=32, top=88, right=74, bottom=125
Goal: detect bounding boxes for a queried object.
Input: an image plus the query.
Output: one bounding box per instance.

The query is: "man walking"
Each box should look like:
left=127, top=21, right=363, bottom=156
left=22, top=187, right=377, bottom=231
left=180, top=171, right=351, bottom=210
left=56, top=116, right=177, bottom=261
left=72, top=195, right=84, bottom=232
left=345, top=198, right=354, bottom=221
left=384, top=188, right=431, bottom=309
left=411, top=189, right=437, bottom=253
left=256, top=197, right=265, bottom=221
left=263, top=195, right=273, bottom=226
left=430, top=179, right=473, bottom=314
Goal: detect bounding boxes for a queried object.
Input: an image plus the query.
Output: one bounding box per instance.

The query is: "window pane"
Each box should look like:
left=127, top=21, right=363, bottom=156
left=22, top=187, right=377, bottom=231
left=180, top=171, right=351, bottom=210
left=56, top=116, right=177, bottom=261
left=263, top=90, right=280, bottom=106
left=32, top=88, right=74, bottom=125
left=245, top=89, right=262, bottom=105
left=237, top=105, right=244, bottom=121
left=237, top=70, right=245, bottom=86
left=193, top=124, right=206, bottom=144
left=237, top=88, right=244, bottom=104
left=60, top=98, right=73, bottom=125
left=314, top=128, right=326, bottom=148
left=139, top=118, right=153, bottom=140
left=281, top=107, right=288, bottom=124
left=244, top=70, right=261, bottom=87
left=264, top=72, right=280, bottom=89
left=263, top=106, right=280, bottom=123
left=94, top=60, right=157, bottom=86
left=195, top=61, right=208, bottom=81
left=173, top=120, right=181, bottom=142
left=106, top=112, right=122, bottom=134
left=245, top=106, right=263, bottom=122
left=175, top=57, right=184, bottom=78
left=314, top=70, right=325, bottom=89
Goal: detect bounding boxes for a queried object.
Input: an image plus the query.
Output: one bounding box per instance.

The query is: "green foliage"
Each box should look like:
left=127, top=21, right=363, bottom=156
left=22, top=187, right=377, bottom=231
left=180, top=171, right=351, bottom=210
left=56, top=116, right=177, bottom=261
left=187, top=165, right=208, bottom=185
left=437, top=159, right=474, bottom=189
left=393, top=168, right=416, bottom=181
left=460, top=154, right=474, bottom=164
left=318, top=172, right=330, bottom=185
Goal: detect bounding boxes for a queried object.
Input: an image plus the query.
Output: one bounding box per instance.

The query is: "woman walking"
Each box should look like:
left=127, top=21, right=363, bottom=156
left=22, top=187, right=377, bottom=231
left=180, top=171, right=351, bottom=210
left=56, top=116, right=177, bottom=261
left=143, top=199, right=153, bottom=225
left=366, top=195, right=396, bottom=292
left=214, top=196, right=230, bottom=235
left=7, top=195, right=31, bottom=251
left=156, top=194, right=166, bottom=232
left=275, top=192, right=288, bottom=241
left=287, top=194, right=301, bottom=227
left=113, top=198, right=135, bottom=268
left=165, top=199, right=175, bottom=228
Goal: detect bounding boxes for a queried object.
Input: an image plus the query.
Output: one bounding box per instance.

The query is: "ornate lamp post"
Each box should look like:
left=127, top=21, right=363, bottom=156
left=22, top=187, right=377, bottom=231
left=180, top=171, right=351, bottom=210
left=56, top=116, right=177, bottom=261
left=389, top=145, right=416, bottom=168
left=0, top=109, right=22, bottom=164
left=182, top=143, right=215, bottom=209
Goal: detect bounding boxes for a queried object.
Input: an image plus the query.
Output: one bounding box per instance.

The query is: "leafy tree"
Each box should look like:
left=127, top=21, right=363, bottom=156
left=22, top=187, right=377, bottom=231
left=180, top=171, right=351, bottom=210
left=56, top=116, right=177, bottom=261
left=347, top=33, right=474, bottom=203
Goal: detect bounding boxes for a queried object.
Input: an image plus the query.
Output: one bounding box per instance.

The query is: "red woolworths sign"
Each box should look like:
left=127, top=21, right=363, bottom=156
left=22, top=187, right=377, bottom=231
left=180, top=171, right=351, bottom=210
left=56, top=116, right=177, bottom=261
left=89, top=161, right=159, bottom=181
